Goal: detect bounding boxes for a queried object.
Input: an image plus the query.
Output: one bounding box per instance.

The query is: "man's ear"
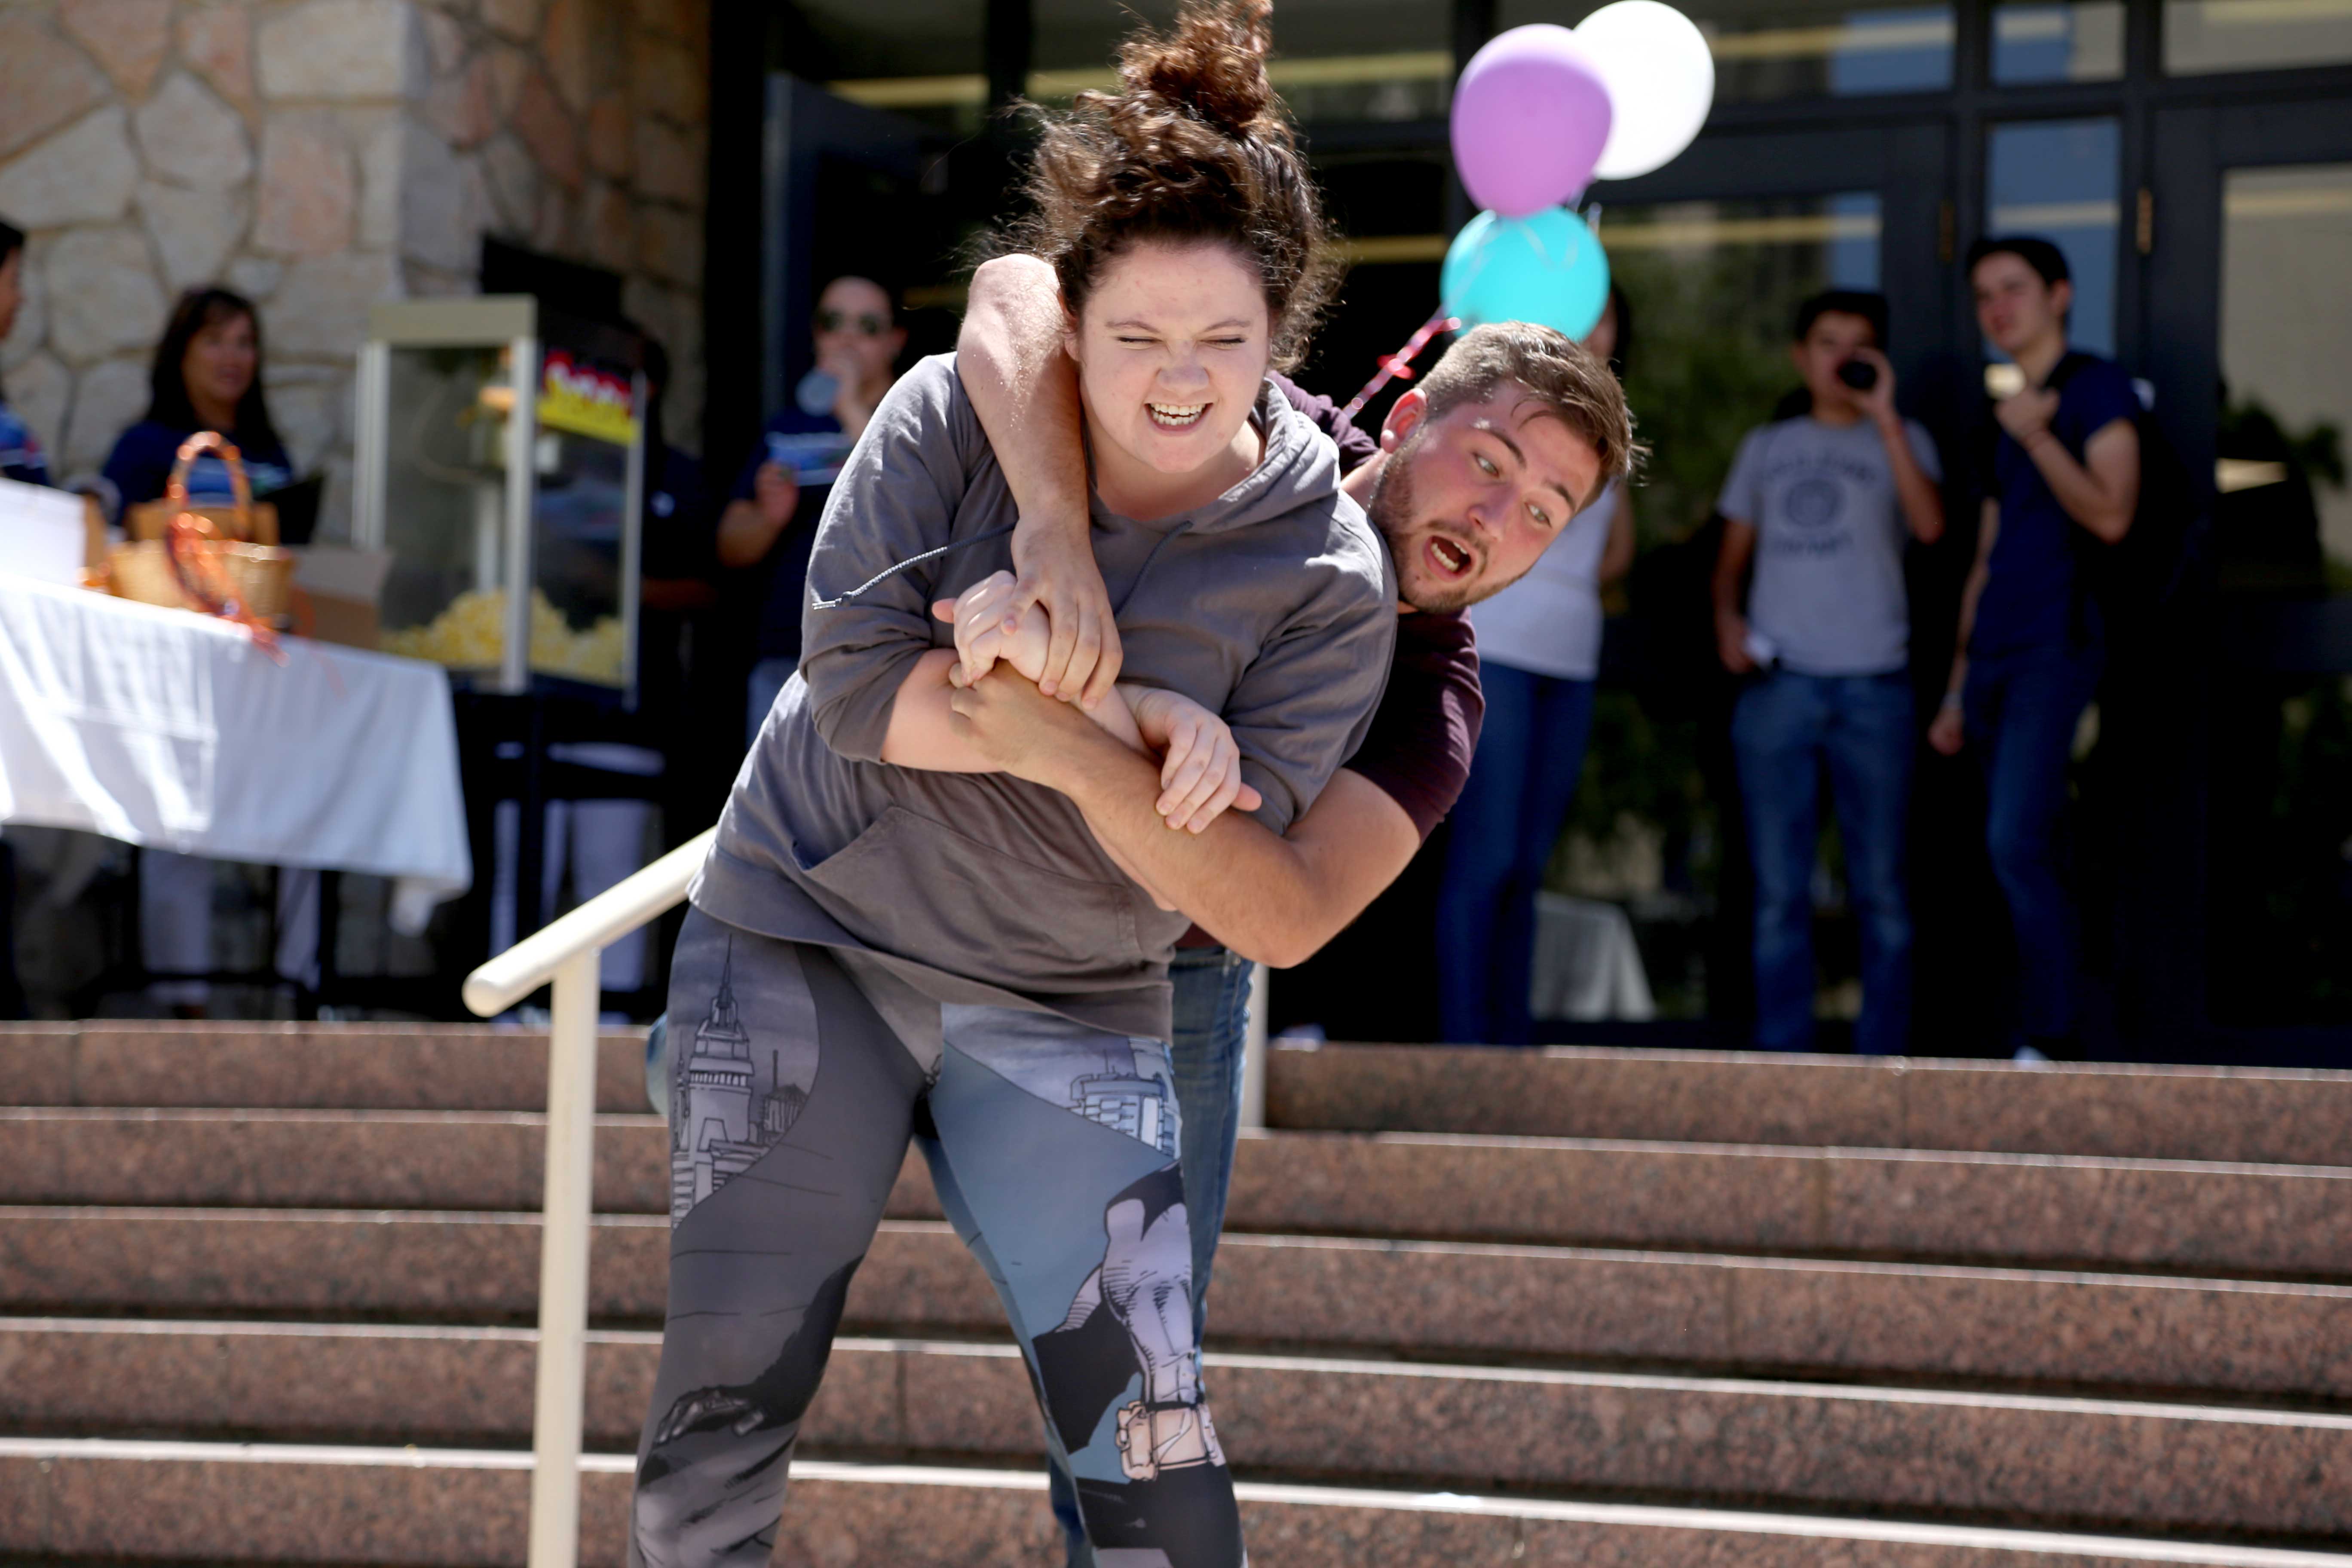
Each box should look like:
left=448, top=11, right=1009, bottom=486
left=1383, top=387, right=1429, bottom=448
left=2048, top=278, right=2074, bottom=323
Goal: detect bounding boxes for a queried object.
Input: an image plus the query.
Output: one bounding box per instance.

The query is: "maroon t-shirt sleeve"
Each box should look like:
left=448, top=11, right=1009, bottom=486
left=1342, top=609, right=1485, bottom=841
left=1270, top=370, right=1381, bottom=478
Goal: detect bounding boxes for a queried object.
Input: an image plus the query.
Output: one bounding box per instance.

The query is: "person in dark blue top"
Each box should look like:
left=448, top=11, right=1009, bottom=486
left=0, top=216, right=37, bottom=1018
left=102, top=286, right=293, bottom=520
left=0, top=218, right=52, bottom=488
left=1930, top=236, right=2142, bottom=1061
left=717, top=275, right=906, bottom=744
left=101, top=285, right=306, bottom=1015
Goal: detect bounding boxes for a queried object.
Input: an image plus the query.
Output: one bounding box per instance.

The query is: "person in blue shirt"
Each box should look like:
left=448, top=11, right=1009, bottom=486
left=0, top=216, right=37, bottom=1019
left=101, top=285, right=303, bottom=1015
left=0, top=219, right=52, bottom=488
left=1713, top=290, right=1946, bottom=1057
left=1929, top=236, right=2141, bottom=1061
left=102, top=286, right=293, bottom=520
left=717, top=275, right=906, bottom=744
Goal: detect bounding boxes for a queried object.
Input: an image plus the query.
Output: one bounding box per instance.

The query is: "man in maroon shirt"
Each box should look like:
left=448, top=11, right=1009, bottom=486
left=945, top=253, right=1635, bottom=1565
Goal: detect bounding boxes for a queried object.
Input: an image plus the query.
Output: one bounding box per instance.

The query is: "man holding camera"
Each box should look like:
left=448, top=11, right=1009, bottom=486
left=1712, top=289, right=1946, bottom=1055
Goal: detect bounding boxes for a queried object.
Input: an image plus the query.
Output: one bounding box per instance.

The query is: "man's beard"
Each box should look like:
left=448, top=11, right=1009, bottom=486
left=1367, top=434, right=1495, bottom=614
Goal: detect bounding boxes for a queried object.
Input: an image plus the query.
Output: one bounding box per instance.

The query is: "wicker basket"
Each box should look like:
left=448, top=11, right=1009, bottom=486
left=95, top=432, right=293, bottom=624
left=126, top=497, right=280, bottom=545
left=106, top=537, right=295, bottom=620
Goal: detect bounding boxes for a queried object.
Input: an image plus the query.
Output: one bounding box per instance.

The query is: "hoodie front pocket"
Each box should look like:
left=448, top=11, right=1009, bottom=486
left=797, top=805, right=1146, bottom=990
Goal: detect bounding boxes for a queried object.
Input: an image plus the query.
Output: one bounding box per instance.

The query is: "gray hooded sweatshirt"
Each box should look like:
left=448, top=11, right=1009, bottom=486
left=690, top=354, right=1396, bottom=1040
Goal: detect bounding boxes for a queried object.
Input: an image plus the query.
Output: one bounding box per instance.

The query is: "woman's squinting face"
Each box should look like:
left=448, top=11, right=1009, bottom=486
left=184, top=310, right=259, bottom=410
left=1070, top=240, right=1271, bottom=478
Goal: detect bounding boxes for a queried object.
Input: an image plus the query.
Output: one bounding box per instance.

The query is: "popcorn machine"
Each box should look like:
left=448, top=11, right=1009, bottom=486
left=353, top=297, right=647, bottom=706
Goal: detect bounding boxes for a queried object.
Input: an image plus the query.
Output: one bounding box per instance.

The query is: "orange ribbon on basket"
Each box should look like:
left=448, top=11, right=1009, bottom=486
left=161, top=432, right=284, bottom=658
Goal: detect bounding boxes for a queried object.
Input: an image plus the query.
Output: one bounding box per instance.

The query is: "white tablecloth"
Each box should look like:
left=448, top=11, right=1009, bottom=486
left=0, top=575, right=471, bottom=932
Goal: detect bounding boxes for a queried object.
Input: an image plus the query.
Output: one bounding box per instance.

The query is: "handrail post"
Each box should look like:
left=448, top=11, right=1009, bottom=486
left=528, top=946, right=601, bottom=1568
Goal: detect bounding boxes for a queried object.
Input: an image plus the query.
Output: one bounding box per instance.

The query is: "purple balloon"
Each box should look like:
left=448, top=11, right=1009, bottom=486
left=1451, top=24, right=1614, bottom=217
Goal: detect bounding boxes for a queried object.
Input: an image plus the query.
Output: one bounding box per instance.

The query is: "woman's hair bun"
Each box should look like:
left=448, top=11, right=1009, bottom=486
left=1117, top=0, right=1279, bottom=141
left=1003, top=0, right=1341, bottom=373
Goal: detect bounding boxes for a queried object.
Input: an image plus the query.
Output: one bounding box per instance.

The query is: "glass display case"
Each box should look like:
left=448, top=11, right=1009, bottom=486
left=354, top=297, right=646, bottom=704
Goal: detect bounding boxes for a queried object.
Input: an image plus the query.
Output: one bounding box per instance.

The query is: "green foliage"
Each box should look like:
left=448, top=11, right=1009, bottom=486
left=1607, top=217, right=1840, bottom=545
left=1546, top=212, right=1859, bottom=917
left=2220, top=397, right=2346, bottom=493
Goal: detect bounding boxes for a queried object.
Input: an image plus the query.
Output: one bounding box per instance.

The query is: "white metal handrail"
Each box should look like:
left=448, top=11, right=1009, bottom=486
left=463, top=824, right=714, bottom=1568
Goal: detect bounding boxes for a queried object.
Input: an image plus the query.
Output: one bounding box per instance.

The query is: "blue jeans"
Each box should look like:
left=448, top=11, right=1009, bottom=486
left=1730, top=670, right=1916, bottom=1056
left=1966, top=643, right=2103, bottom=1042
left=1048, top=943, right=1251, bottom=1568
left=745, top=655, right=795, bottom=748
left=1434, top=664, right=1598, bottom=1045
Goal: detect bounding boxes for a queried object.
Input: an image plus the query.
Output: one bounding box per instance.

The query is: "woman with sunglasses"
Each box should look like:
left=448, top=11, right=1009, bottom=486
left=631, top=4, right=1393, bottom=1561
left=719, top=276, right=908, bottom=743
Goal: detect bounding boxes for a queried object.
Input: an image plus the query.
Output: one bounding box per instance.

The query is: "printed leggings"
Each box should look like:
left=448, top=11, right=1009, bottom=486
left=631, top=910, right=1244, bottom=1568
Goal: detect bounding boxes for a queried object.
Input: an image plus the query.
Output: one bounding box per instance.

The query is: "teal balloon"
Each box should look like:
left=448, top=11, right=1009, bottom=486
left=1440, top=206, right=1611, bottom=341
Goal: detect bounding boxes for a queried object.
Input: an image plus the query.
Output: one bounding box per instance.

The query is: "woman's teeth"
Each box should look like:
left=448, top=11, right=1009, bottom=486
left=1430, top=537, right=1469, bottom=575
left=1148, top=403, right=1206, bottom=429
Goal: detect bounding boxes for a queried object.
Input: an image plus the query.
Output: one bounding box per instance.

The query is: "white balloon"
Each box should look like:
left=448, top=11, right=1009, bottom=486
left=1576, top=0, right=1715, bottom=182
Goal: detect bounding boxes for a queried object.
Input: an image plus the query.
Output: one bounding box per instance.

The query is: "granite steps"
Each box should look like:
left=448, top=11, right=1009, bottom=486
left=3, top=1208, right=2348, bottom=1403
left=10, top=1438, right=2352, bottom=1568
left=5, top=1025, right=2352, bottom=1562
left=5, top=1107, right=2348, bottom=1278
left=6, top=1318, right=2352, bottom=1540
left=4, top=1024, right=2345, bottom=1167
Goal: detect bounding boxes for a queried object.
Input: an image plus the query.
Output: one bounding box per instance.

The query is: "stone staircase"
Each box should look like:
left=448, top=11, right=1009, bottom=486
left=3, top=1021, right=2350, bottom=1566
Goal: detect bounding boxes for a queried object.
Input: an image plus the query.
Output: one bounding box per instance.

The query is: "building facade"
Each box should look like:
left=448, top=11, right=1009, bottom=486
left=706, top=0, right=2352, bottom=1063
left=0, top=0, right=712, bottom=533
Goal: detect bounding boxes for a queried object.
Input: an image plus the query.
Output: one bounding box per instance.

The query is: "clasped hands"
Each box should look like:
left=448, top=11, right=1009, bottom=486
left=931, top=570, right=1259, bottom=835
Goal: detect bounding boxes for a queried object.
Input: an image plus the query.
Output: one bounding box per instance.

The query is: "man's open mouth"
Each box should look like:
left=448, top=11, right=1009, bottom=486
left=1148, top=402, right=1207, bottom=430
left=1425, top=535, right=1473, bottom=579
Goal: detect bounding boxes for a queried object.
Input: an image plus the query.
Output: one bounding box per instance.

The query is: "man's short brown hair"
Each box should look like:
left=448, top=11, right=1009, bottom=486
left=1413, top=322, right=1642, bottom=502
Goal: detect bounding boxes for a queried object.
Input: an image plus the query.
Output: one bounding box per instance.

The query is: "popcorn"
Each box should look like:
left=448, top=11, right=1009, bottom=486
left=382, top=587, right=626, bottom=685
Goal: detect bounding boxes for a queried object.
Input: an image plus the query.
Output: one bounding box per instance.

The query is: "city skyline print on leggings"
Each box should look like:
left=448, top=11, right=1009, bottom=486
left=668, top=936, right=819, bottom=1221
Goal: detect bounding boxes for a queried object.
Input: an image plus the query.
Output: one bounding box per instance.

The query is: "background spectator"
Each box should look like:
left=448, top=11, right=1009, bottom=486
left=104, top=285, right=306, bottom=1014
left=1930, top=237, right=2141, bottom=1062
left=719, top=274, right=907, bottom=744
left=1713, top=290, right=1945, bottom=1055
left=102, top=287, right=292, bottom=519
left=0, top=215, right=43, bottom=1018
left=490, top=328, right=714, bottom=1009
left=0, top=219, right=49, bottom=487
left=1433, top=288, right=1636, bottom=1046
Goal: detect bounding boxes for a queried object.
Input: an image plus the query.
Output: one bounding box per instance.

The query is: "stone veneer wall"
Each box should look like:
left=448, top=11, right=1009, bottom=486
left=0, top=0, right=709, bottom=536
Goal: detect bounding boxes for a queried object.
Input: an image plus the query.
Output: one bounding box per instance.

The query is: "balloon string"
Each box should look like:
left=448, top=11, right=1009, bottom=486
left=1339, top=310, right=1463, bottom=423
left=1338, top=199, right=1604, bottom=426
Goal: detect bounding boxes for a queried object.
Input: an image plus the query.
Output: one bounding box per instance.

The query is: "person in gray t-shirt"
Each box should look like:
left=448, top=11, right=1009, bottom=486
left=1711, top=290, right=1945, bottom=1056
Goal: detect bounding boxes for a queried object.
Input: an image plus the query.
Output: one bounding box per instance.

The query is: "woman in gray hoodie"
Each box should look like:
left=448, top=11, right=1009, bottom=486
left=631, top=5, right=1394, bottom=1563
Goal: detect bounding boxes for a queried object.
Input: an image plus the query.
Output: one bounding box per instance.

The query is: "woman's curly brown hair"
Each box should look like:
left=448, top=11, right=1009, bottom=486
left=1005, top=0, right=1341, bottom=373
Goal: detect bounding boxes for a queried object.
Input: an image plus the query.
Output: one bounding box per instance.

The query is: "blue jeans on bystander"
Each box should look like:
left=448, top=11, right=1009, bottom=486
left=1964, top=641, right=2102, bottom=1045
left=745, top=655, right=795, bottom=749
left=1045, top=942, right=1252, bottom=1567
left=1730, top=669, right=1916, bottom=1056
left=1433, top=663, right=1598, bottom=1046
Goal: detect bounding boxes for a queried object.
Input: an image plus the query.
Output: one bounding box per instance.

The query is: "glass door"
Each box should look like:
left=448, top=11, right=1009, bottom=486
left=2148, top=97, right=2352, bottom=1053
left=760, top=78, right=951, bottom=419
left=1558, top=125, right=1952, bottom=1035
